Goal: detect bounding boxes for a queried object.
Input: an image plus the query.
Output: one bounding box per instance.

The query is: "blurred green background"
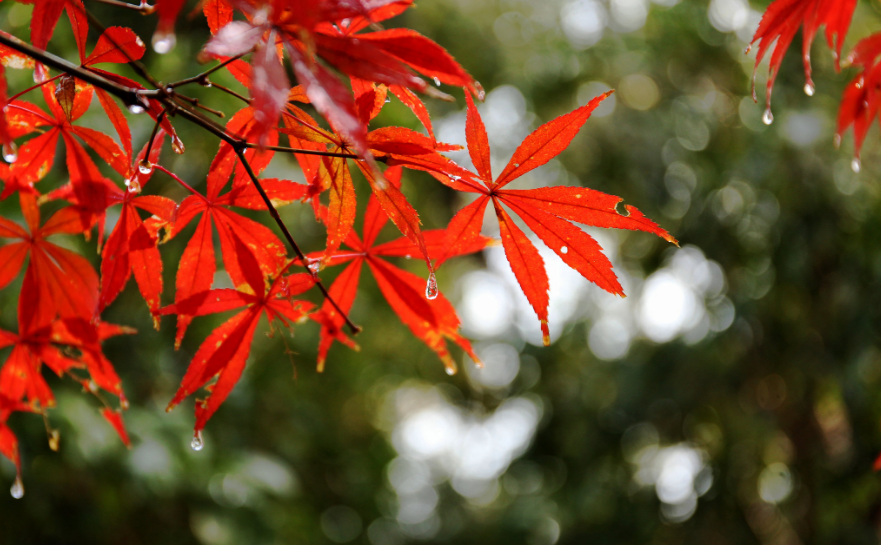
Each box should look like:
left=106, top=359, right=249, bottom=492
left=3, top=0, right=881, bottom=543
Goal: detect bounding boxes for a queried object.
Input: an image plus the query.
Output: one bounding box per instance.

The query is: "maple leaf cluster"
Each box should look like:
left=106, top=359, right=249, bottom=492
left=746, top=0, right=881, bottom=167
left=0, top=0, right=675, bottom=494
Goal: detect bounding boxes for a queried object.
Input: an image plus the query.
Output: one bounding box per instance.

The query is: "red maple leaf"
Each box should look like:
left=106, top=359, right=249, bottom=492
left=166, top=106, right=306, bottom=346
left=310, top=166, right=493, bottom=374
left=158, top=236, right=314, bottom=437
left=436, top=91, right=676, bottom=345
left=836, top=33, right=881, bottom=163
left=749, top=0, right=857, bottom=117
left=200, top=0, right=478, bottom=153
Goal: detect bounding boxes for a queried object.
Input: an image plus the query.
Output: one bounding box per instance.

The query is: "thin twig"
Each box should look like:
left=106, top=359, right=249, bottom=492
left=0, top=32, right=151, bottom=106
left=207, top=81, right=251, bottom=104
left=232, top=145, right=362, bottom=334
left=167, top=54, right=247, bottom=88
left=91, top=0, right=155, bottom=13
left=6, top=74, right=61, bottom=103
left=242, top=143, right=359, bottom=159
left=153, top=164, right=206, bottom=198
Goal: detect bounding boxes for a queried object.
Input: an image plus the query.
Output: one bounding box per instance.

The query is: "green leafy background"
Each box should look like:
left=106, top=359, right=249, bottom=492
left=3, top=0, right=881, bottom=543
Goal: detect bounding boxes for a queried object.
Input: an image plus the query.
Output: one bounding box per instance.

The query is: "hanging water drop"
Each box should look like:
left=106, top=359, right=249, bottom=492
left=560, top=246, right=568, bottom=254
left=851, top=157, right=861, bottom=173
left=10, top=477, right=23, bottom=499
left=444, top=365, right=456, bottom=376
left=191, top=431, right=204, bottom=451
left=833, top=134, right=842, bottom=149
left=138, top=160, right=153, bottom=175
left=762, top=108, right=774, bottom=125
left=804, top=82, right=815, bottom=96
left=135, top=37, right=145, bottom=48
left=308, top=259, right=320, bottom=277
left=128, top=103, right=146, bottom=115
left=152, top=31, right=177, bottom=54
left=433, top=77, right=441, bottom=87
left=126, top=178, right=142, bottom=193
left=2, top=142, right=17, bottom=163
left=425, top=272, right=439, bottom=300
left=48, top=429, right=60, bottom=452
left=171, top=137, right=185, bottom=154
left=744, top=44, right=752, bottom=55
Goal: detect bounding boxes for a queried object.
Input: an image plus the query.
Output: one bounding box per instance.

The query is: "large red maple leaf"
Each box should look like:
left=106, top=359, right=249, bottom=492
left=310, top=166, right=493, bottom=374
left=436, top=92, right=676, bottom=345
left=159, top=236, right=314, bottom=439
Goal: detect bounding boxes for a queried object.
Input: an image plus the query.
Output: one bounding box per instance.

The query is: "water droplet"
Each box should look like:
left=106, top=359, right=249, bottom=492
left=433, top=77, right=441, bottom=87
left=405, top=254, right=411, bottom=259
left=851, top=157, right=861, bottom=173
left=10, top=477, right=23, bottom=499
left=48, top=430, right=60, bottom=451
left=125, top=177, right=142, bottom=193
left=308, top=260, right=320, bottom=277
left=444, top=365, right=456, bottom=376
left=88, top=380, right=98, bottom=393
left=3, top=142, right=18, bottom=163
left=762, top=108, right=774, bottom=125
left=138, top=160, right=153, bottom=175
left=833, top=134, right=842, bottom=148
left=135, top=37, right=145, bottom=48
left=744, top=44, right=752, bottom=55
left=171, top=137, right=185, bottom=154
left=804, top=82, right=815, bottom=96
left=514, top=163, right=520, bottom=168
left=121, top=398, right=130, bottom=410
left=384, top=97, right=391, bottom=103
left=152, top=31, right=177, bottom=54
left=425, top=272, right=439, bottom=300
left=560, top=246, right=568, bottom=254
left=128, top=104, right=146, bottom=115
left=191, top=431, right=204, bottom=451
left=203, top=81, right=212, bottom=88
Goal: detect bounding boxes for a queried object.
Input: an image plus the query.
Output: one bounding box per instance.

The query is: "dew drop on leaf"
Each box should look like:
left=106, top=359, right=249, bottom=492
left=128, top=104, right=146, bottom=115
left=135, top=37, right=145, bottom=48
left=125, top=177, right=142, bottom=194
left=138, top=160, right=153, bottom=175
left=191, top=431, right=204, bottom=451
left=171, top=137, right=185, bottom=154
left=804, top=83, right=815, bottom=96
left=2, top=142, right=18, bottom=163
left=308, top=259, right=320, bottom=277
left=851, top=157, right=861, bottom=173
left=560, top=246, right=568, bottom=254
left=425, top=272, right=439, bottom=300
left=10, top=477, right=23, bottom=499
left=762, top=108, right=774, bottom=125
left=152, top=31, right=177, bottom=54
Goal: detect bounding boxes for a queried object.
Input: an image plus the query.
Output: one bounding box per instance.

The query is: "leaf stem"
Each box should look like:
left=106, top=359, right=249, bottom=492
left=167, top=54, right=247, bottom=88
left=90, top=0, right=155, bottom=13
